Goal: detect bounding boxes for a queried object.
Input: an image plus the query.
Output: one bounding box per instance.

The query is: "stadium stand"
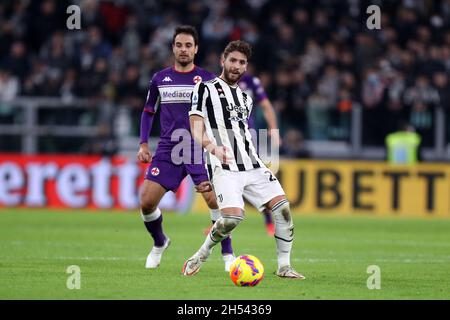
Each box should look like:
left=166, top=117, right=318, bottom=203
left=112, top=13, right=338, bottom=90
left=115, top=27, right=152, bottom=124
left=1, top=0, right=450, bottom=160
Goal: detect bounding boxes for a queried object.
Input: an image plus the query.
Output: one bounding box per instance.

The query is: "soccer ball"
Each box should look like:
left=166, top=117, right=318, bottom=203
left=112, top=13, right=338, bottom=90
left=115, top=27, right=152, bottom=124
left=229, top=255, right=264, bottom=287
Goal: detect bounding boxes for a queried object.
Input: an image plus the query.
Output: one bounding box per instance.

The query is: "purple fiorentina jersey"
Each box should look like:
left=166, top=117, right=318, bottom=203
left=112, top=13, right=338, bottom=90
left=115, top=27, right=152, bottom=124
left=238, top=74, right=268, bottom=129
left=144, top=66, right=215, bottom=156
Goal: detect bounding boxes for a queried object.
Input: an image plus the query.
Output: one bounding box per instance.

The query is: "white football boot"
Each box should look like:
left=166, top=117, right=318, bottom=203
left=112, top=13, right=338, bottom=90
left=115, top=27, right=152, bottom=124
left=182, top=249, right=209, bottom=276
left=145, top=237, right=171, bottom=269
left=275, top=265, right=305, bottom=279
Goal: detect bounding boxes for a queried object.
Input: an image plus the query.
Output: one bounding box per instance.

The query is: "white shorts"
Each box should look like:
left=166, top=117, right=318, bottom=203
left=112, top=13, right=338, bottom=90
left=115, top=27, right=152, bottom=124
left=210, top=166, right=285, bottom=212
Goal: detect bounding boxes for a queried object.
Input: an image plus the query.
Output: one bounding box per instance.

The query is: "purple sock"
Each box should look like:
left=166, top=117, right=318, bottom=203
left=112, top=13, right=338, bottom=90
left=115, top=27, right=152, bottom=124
left=263, top=209, right=273, bottom=224
left=144, top=215, right=166, bottom=247
left=220, top=236, right=233, bottom=255
left=212, top=220, right=233, bottom=255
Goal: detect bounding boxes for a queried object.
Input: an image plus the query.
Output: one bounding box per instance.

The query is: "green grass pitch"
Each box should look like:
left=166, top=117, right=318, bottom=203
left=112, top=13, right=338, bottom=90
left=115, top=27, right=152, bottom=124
left=1, top=209, right=449, bottom=299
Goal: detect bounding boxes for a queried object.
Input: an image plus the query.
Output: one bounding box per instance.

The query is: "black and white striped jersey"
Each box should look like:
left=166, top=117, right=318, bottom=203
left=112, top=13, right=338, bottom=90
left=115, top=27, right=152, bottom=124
left=189, top=77, right=265, bottom=172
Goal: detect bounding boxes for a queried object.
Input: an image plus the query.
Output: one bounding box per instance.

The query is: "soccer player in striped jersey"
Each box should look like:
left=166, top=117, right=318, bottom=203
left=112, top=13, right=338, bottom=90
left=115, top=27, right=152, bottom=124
left=137, top=26, right=235, bottom=271
left=182, top=40, right=304, bottom=279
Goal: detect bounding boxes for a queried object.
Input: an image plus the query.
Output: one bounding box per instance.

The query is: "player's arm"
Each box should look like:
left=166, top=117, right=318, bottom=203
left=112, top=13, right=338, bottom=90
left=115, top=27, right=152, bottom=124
left=259, top=98, right=281, bottom=147
left=137, top=75, right=159, bottom=163
left=138, top=111, right=155, bottom=163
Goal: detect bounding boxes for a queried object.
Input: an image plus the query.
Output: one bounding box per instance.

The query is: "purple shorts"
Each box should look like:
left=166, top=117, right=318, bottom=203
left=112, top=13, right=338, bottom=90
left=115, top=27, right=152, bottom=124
left=145, top=153, right=209, bottom=192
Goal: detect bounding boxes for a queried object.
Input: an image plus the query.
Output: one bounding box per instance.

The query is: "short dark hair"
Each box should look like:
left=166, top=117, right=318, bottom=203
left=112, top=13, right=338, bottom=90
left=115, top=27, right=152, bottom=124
left=172, top=25, right=199, bottom=46
left=223, top=40, right=252, bottom=60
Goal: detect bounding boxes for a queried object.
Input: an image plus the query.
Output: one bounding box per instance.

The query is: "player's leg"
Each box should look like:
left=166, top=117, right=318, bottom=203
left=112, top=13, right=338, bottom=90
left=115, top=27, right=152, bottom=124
left=265, top=195, right=304, bottom=279
left=201, top=190, right=235, bottom=271
left=140, top=179, right=171, bottom=268
left=244, top=168, right=305, bottom=279
left=183, top=169, right=244, bottom=276
left=141, top=158, right=185, bottom=268
left=182, top=207, right=243, bottom=276
left=188, top=163, right=235, bottom=271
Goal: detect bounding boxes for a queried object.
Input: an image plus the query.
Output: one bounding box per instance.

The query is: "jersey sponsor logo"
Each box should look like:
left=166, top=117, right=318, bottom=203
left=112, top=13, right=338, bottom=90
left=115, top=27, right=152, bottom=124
left=193, top=75, right=202, bottom=83
left=162, top=76, right=173, bottom=82
left=151, top=167, right=160, bottom=176
left=229, top=115, right=245, bottom=122
left=158, top=86, right=193, bottom=104
left=226, top=103, right=248, bottom=116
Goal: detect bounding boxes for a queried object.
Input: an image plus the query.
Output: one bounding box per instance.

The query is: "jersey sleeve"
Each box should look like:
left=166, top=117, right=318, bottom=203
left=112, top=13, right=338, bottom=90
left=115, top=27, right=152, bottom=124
left=143, top=74, right=159, bottom=113
left=252, top=76, right=268, bottom=103
left=189, top=82, right=208, bottom=118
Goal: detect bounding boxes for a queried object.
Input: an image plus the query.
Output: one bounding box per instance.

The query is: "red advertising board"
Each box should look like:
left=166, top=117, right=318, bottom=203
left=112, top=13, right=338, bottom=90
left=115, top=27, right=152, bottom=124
left=0, top=154, right=194, bottom=211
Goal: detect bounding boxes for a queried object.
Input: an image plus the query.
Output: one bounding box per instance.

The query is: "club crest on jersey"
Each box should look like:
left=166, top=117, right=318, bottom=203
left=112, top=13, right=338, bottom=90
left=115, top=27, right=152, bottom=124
left=193, top=75, right=202, bottom=83
left=150, top=167, right=160, bottom=176
left=217, top=88, right=226, bottom=97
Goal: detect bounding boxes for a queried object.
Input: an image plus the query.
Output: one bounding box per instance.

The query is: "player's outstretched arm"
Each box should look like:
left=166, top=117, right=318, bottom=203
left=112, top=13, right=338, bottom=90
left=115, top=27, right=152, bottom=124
left=137, top=110, right=154, bottom=163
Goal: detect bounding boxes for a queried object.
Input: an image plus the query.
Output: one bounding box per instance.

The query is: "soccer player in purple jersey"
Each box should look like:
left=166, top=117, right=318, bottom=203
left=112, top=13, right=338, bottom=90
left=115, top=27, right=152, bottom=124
left=137, top=26, right=235, bottom=271
left=238, top=73, right=280, bottom=236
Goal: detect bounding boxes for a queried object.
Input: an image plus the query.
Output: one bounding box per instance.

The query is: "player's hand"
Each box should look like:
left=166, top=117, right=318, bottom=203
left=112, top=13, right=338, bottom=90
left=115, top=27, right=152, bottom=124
left=137, top=144, right=152, bottom=163
left=211, top=146, right=233, bottom=164
left=195, top=181, right=213, bottom=193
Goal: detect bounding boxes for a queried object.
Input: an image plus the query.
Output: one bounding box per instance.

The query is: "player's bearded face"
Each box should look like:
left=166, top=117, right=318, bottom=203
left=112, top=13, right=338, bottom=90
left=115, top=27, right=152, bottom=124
left=173, top=34, right=198, bottom=66
left=222, top=52, right=247, bottom=84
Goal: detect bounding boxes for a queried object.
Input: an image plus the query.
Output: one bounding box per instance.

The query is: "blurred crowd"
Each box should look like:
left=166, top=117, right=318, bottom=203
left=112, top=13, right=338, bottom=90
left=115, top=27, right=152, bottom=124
left=1, top=0, right=450, bottom=154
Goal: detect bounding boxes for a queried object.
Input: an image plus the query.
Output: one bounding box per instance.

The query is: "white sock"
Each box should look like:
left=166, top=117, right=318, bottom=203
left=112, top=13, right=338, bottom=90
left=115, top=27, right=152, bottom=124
left=200, top=216, right=242, bottom=257
left=141, top=208, right=161, bottom=222
left=271, top=199, right=294, bottom=269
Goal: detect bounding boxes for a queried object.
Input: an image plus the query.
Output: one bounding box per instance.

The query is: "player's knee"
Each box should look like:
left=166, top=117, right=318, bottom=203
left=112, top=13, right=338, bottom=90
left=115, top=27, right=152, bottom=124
left=217, top=216, right=242, bottom=234
left=139, top=189, right=159, bottom=214
left=140, top=192, right=158, bottom=214
left=272, top=200, right=292, bottom=223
